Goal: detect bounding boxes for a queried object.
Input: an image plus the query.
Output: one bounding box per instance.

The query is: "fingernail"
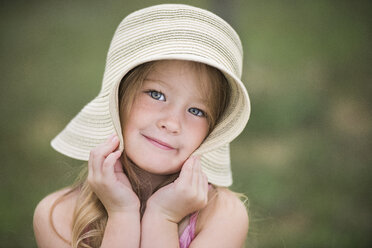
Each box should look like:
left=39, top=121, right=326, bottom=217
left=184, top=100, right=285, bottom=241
left=112, top=136, right=118, bottom=142
left=108, top=133, right=116, bottom=140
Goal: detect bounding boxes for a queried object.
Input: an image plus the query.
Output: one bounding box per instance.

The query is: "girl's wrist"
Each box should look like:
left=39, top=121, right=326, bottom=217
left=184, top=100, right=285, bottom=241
left=145, top=200, right=182, bottom=223
left=107, top=206, right=141, bottom=220
left=141, top=202, right=179, bottom=248
left=143, top=205, right=178, bottom=227
left=106, top=211, right=141, bottom=229
left=105, top=198, right=141, bottom=216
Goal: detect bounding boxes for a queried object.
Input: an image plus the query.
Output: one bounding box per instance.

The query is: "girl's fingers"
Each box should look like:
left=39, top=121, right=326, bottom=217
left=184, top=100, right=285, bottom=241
left=200, top=170, right=208, bottom=199
left=195, top=158, right=208, bottom=199
left=105, top=133, right=117, bottom=143
left=102, top=150, right=122, bottom=181
left=99, top=134, right=120, bottom=157
left=192, top=156, right=200, bottom=188
left=178, top=156, right=194, bottom=185
left=114, top=157, right=124, bottom=173
left=89, top=134, right=120, bottom=177
left=203, top=173, right=208, bottom=194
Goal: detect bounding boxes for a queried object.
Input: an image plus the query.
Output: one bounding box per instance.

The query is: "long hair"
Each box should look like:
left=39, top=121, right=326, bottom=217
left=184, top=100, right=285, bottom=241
left=49, top=60, right=231, bottom=248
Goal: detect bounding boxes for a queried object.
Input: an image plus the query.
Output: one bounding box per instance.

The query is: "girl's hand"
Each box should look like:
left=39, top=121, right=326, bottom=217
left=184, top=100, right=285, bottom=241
left=146, top=156, right=209, bottom=223
left=88, top=134, right=140, bottom=216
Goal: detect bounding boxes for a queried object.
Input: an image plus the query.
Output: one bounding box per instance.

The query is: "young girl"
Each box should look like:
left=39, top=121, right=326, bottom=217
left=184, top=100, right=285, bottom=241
left=33, top=4, right=251, bottom=248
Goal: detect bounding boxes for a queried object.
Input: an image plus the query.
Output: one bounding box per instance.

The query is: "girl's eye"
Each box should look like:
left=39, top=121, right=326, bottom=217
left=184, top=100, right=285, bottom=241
left=147, top=90, right=166, bottom=101
left=188, top=107, right=206, bottom=117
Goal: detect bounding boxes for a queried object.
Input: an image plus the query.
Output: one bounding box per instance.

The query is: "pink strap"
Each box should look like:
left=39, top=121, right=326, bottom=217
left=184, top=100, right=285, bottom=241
left=179, top=184, right=212, bottom=248
left=179, top=212, right=199, bottom=248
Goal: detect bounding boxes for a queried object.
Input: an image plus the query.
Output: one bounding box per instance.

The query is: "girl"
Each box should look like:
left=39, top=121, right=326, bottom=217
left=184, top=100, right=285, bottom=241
left=33, top=4, right=251, bottom=248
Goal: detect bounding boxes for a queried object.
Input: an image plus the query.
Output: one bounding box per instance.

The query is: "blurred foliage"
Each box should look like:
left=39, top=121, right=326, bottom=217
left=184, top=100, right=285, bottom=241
left=1, top=0, right=371, bottom=247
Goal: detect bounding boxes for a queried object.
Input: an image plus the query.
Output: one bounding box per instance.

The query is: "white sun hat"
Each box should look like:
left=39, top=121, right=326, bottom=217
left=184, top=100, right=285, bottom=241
left=51, top=4, right=251, bottom=187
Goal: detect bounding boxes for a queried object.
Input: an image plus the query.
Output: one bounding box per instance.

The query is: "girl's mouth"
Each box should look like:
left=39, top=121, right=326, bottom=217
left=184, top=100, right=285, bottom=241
left=143, top=135, right=175, bottom=150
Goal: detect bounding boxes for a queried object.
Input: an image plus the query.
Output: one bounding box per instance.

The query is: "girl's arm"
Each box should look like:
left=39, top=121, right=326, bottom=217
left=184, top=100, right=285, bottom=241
left=100, top=211, right=140, bottom=248
left=33, top=187, right=141, bottom=248
left=140, top=156, right=208, bottom=248
left=140, top=205, right=179, bottom=247
left=34, top=135, right=141, bottom=247
left=139, top=188, right=248, bottom=248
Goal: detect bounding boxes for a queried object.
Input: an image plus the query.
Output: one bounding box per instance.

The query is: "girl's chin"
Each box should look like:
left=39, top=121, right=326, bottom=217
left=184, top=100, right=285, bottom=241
left=132, top=158, right=182, bottom=175
left=140, top=164, right=181, bottom=175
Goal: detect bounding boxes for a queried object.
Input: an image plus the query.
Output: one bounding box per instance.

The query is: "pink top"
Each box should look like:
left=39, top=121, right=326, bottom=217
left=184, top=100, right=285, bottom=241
left=179, top=211, right=199, bottom=248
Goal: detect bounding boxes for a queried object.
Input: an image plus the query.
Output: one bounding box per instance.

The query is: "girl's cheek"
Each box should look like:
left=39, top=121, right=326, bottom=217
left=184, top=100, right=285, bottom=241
left=136, top=95, right=159, bottom=111
left=186, top=116, right=209, bottom=135
left=188, top=113, right=208, bottom=126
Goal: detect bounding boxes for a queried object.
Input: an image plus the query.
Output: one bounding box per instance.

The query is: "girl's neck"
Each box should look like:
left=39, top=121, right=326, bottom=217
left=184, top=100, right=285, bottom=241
left=132, top=165, right=173, bottom=196
left=140, top=170, right=169, bottom=195
left=122, top=155, right=179, bottom=213
left=135, top=169, right=179, bottom=217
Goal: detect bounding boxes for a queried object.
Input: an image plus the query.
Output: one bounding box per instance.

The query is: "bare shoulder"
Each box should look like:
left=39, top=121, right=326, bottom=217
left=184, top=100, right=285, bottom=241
left=33, top=187, right=79, bottom=248
left=192, top=187, right=249, bottom=248
left=208, top=187, right=249, bottom=231
left=213, top=187, right=248, bottom=213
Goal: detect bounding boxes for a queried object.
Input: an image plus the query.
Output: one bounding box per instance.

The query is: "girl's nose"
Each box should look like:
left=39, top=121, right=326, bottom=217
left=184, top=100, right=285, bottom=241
left=157, top=112, right=182, bottom=134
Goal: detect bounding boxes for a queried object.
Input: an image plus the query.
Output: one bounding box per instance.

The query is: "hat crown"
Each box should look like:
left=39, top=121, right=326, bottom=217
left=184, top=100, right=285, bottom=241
left=100, top=4, right=243, bottom=95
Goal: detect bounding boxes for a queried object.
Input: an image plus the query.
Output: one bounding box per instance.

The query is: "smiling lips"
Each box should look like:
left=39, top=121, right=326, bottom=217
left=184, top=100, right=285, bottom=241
left=143, top=135, right=175, bottom=150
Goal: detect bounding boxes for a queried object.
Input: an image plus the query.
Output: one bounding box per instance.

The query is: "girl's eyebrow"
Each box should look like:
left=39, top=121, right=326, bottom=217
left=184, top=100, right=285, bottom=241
left=144, top=77, right=169, bottom=86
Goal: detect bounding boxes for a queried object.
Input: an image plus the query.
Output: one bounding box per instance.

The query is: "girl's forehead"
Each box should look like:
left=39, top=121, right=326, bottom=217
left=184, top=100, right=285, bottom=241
left=149, top=60, right=213, bottom=84
left=148, top=60, right=198, bottom=75
left=145, top=60, right=213, bottom=98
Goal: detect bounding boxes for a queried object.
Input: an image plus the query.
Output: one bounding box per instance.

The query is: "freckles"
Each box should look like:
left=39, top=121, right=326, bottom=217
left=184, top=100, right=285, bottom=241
left=129, top=101, right=150, bottom=118
left=136, top=96, right=158, bottom=111
left=185, top=120, right=209, bottom=144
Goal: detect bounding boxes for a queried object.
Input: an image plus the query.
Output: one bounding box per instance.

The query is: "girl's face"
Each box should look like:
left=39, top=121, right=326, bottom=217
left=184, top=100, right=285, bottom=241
left=123, top=60, right=210, bottom=175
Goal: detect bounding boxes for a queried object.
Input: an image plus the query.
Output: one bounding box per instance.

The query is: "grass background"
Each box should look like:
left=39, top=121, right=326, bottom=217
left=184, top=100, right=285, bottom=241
left=1, top=0, right=371, bottom=247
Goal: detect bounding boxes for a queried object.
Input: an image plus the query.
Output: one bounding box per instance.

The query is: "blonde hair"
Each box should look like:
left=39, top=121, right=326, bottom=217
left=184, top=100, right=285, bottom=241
left=50, top=60, right=232, bottom=247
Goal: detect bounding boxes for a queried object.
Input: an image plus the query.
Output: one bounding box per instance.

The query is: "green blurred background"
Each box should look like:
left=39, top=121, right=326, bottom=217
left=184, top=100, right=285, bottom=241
left=1, top=0, right=371, bottom=247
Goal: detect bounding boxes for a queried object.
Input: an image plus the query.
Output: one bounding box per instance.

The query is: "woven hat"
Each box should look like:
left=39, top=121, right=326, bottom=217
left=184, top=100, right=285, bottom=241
left=51, top=4, right=251, bottom=186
